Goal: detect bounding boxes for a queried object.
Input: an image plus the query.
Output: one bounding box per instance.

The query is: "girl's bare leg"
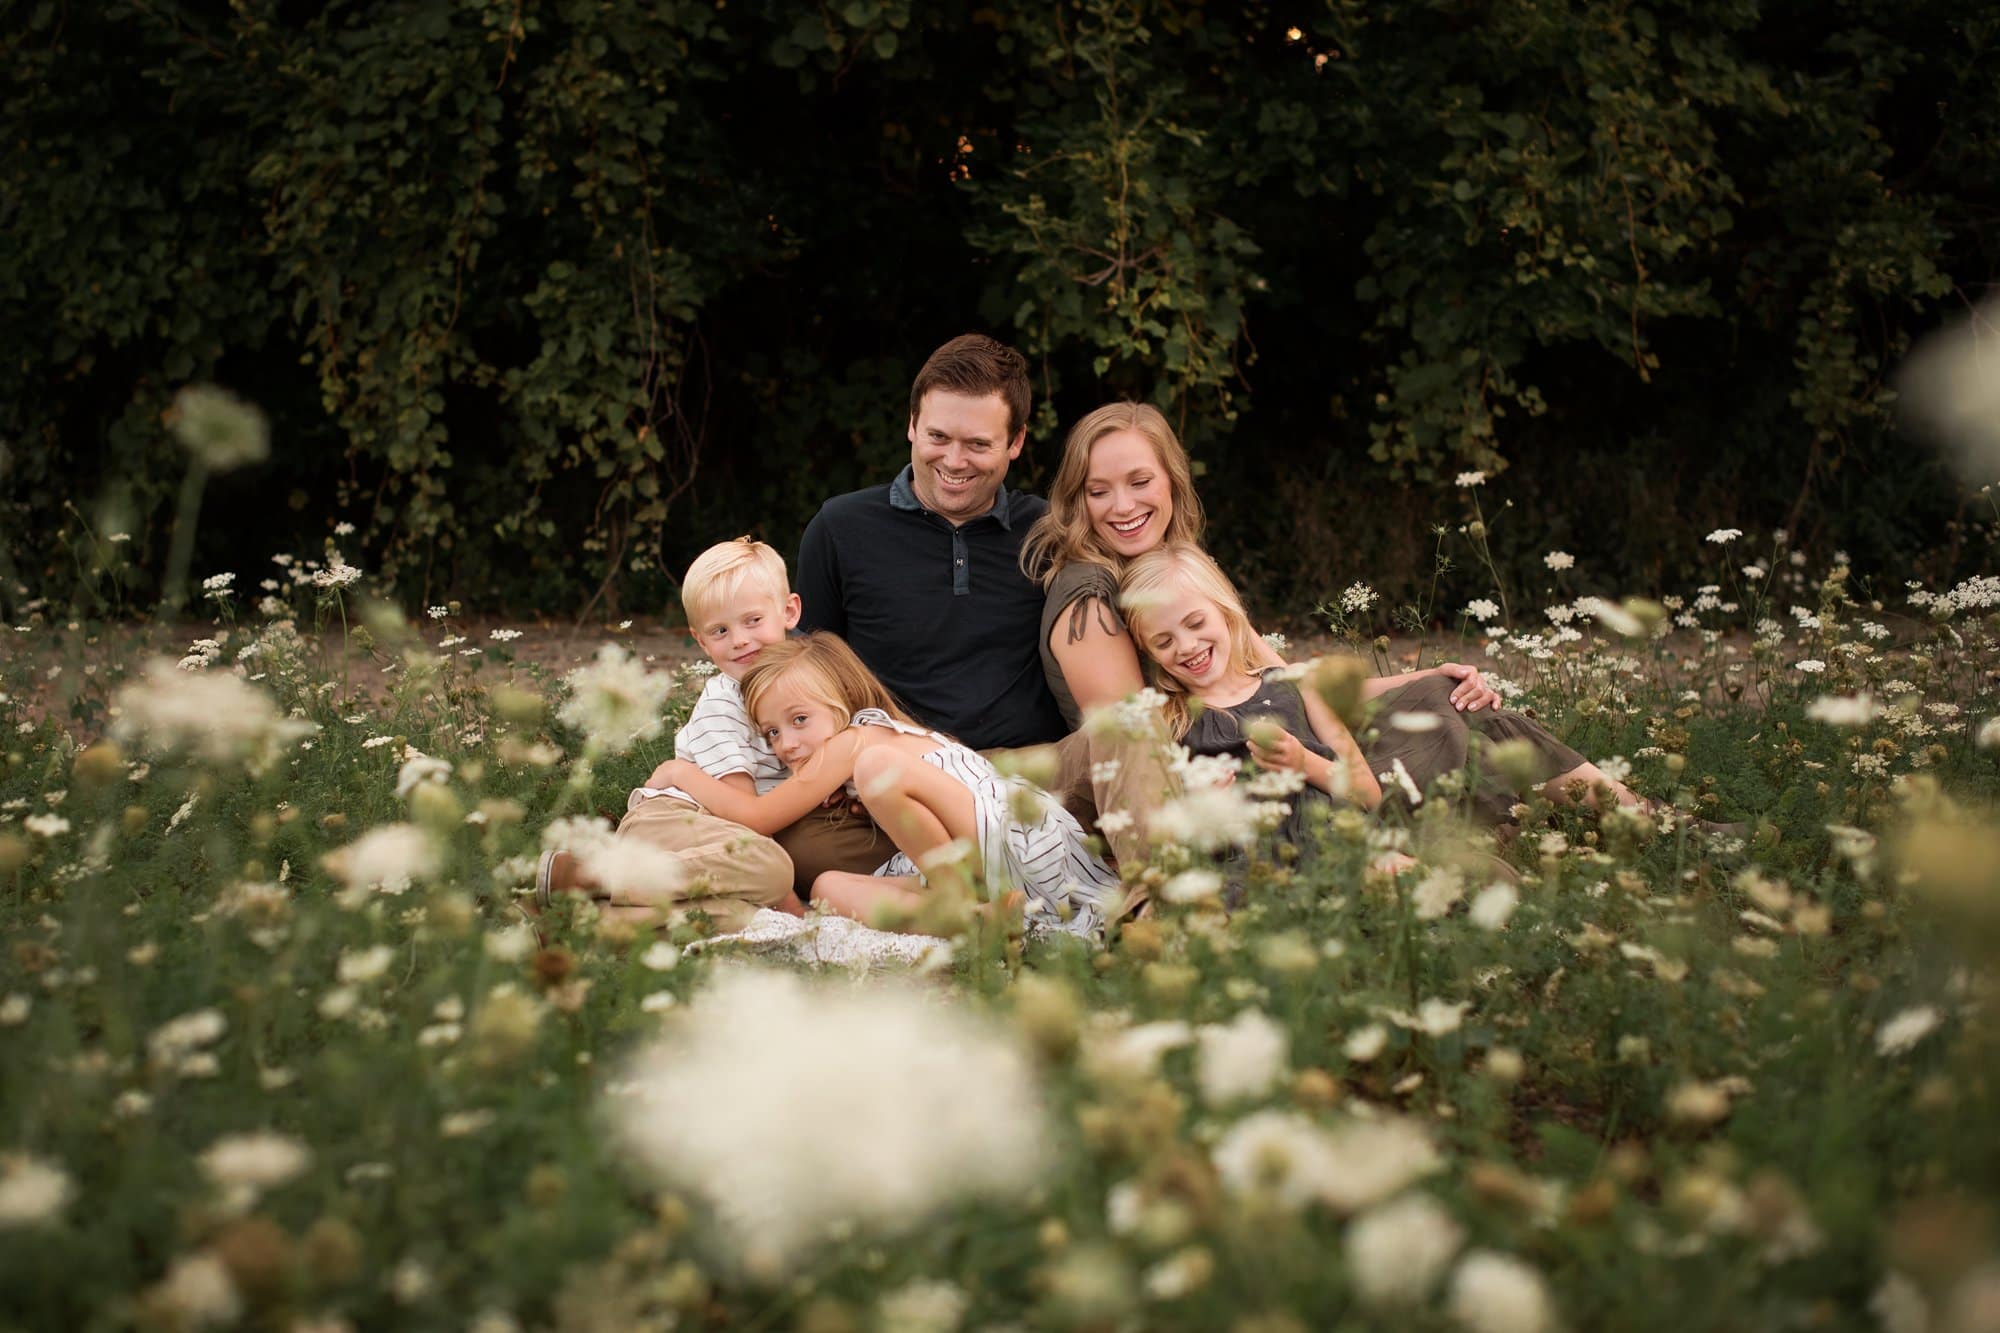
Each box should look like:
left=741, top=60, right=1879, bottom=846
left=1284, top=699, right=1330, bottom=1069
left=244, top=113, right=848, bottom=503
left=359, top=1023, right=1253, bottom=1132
left=851, top=747, right=983, bottom=899
left=814, top=870, right=930, bottom=925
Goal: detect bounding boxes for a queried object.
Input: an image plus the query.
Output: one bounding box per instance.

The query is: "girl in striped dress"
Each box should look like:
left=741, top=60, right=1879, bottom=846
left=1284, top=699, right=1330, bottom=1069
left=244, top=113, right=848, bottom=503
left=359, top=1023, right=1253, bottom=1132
left=646, top=633, right=1117, bottom=938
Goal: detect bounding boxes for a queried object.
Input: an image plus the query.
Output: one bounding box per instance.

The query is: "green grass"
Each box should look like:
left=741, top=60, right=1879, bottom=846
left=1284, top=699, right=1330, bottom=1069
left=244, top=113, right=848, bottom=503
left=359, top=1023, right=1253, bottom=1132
left=1, top=557, right=1997, bottom=1332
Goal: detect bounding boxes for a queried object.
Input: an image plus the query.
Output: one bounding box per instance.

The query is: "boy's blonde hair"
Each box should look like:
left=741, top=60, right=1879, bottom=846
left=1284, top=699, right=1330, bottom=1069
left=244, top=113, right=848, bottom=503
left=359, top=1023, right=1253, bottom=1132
left=1118, top=544, right=1264, bottom=739
left=682, top=537, right=790, bottom=627
left=741, top=633, right=919, bottom=734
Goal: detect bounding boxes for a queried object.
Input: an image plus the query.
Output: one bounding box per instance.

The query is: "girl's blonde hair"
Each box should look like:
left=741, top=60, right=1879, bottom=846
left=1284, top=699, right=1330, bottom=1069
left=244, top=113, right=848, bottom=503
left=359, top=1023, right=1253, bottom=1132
left=1118, top=544, right=1264, bottom=739
left=1019, top=401, right=1205, bottom=586
left=741, top=633, right=918, bottom=735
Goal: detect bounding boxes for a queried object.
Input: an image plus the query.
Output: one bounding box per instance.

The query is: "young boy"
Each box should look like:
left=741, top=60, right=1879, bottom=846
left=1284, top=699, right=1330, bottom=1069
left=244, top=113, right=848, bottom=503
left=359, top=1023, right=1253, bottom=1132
left=537, top=538, right=805, bottom=930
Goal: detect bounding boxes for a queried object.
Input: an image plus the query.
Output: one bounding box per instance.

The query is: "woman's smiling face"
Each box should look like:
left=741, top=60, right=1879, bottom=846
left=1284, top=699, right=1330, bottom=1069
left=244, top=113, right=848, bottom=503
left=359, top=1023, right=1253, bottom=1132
left=1084, top=429, right=1174, bottom=561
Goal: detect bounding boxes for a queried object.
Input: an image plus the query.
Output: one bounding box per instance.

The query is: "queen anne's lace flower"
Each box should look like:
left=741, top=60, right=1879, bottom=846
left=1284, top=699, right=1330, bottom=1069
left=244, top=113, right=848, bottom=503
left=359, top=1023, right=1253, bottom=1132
left=611, top=968, right=1051, bottom=1275
left=558, top=644, right=674, bottom=754
left=112, top=660, right=315, bottom=774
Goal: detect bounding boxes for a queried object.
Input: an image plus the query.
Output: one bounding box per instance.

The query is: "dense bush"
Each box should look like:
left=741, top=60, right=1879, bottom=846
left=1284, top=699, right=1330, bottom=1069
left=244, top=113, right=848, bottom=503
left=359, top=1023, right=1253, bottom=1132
left=4, top=0, right=1996, bottom=615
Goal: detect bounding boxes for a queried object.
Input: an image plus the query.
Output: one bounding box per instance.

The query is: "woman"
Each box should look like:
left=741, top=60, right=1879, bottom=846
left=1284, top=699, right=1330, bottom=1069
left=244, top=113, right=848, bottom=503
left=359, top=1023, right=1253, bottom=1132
left=1018, top=402, right=1504, bottom=727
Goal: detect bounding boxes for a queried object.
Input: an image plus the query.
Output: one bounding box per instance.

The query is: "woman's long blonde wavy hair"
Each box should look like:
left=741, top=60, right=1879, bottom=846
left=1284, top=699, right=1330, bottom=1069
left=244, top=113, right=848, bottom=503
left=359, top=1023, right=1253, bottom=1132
left=741, top=633, right=918, bottom=739
left=1018, top=401, right=1205, bottom=586
left=1118, top=544, right=1265, bottom=740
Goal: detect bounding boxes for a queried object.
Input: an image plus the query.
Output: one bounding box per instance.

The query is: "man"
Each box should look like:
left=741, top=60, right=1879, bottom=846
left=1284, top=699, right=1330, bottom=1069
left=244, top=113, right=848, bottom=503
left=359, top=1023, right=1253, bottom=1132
left=778, top=334, right=1072, bottom=892
left=794, top=333, right=1066, bottom=749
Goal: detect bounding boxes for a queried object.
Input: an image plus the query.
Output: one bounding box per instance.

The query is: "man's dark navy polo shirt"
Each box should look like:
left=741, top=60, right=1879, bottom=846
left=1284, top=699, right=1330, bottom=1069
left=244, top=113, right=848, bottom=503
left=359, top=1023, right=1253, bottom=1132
left=795, top=465, right=1067, bottom=749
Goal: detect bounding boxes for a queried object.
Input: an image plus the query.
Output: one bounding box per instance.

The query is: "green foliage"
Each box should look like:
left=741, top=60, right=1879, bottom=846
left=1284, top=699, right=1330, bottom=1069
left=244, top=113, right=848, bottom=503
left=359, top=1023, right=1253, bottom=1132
left=2, top=0, right=1996, bottom=614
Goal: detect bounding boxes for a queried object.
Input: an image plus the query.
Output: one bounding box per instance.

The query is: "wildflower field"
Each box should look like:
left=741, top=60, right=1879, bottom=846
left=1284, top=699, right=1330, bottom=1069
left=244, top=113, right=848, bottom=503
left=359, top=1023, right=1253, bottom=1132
left=4, top=532, right=2000, bottom=1333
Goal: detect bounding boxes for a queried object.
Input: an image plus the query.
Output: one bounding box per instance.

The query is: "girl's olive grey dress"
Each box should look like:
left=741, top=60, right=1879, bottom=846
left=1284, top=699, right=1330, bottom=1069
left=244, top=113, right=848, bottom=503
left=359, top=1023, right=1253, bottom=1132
left=1183, top=670, right=1586, bottom=833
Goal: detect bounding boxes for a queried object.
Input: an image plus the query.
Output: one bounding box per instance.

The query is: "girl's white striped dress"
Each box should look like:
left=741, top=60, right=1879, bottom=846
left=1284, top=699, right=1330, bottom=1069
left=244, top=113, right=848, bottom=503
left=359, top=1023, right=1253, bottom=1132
left=848, top=708, right=1118, bottom=938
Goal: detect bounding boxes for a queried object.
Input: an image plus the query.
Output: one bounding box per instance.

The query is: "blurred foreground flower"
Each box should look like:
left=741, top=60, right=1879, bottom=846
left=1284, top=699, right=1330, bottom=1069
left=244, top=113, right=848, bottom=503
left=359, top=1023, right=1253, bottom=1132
left=1899, top=298, right=2000, bottom=485
left=609, top=968, right=1052, bottom=1276
left=170, top=384, right=269, bottom=471
left=199, top=1131, right=311, bottom=1211
left=558, top=644, right=674, bottom=754
left=322, top=823, right=441, bottom=901
left=1210, top=1111, right=1441, bottom=1213
left=1346, top=1192, right=1464, bottom=1307
left=1448, top=1250, right=1557, bottom=1333
left=0, top=1153, right=73, bottom=1227
left=112, top=660, right=315, bottom=775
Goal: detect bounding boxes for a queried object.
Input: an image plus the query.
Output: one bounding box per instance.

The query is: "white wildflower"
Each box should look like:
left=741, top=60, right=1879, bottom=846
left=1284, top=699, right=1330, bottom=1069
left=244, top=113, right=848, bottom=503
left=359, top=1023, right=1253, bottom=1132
left=579, top=838, right=686, bottom=901
left=336, top=945, right=396, bottom=985
left=876, top=1280, right=968, bottom=1333
left=1194, top=1009, right=1289, bottom=1106
left=1706, top=528, right=1743, bottom=544
left=539, top=814, right=616, bottom=859
left=199, top=1130, right=311, bottom=1200
left=1875, top=1005, right=1943, bottom=1057
left=148, top=1008, right=227, bottom=1064
left=1899, top=295, right=2000, bottom=485
left=1151, top=785, right=1265, bottom=852
left=1380, top=758, right=1424, bottom=806
left=111, top=660, right=316, bottom=774
left=324, top=823, right=440, bottom=898
left=171, top=384, right=268, bottom=471
left=558, top=644, right=674, bottom=754
left=609, top=968, right=1052, bottom=1275
left=1320, top=1119, right=1444, bottom=1212
left=1871, top=1272, right=1929, bottom=1333
left=1794, top=659, right=1826, bottom=674
left=1466, top=599, right=1500, bottom=622
left=1468, top=882, right=1519, bottom=931
left=1411, top=998, right=1470, bottom=1036
left=149, top=1252, right=242, bottom=1327
left=1210, top=1111, right=1339, bottom=1211
left=1543, top=551, right=1575, bottom=571
left=23, top=814, right=69, bottom=838
left=1447, top=1250, right=1557, bottom=1333
left=1340, top=582, right=1379, bottom=615
left=1977, top=717, right=2000, bottom=750
left=1806, top=694, right=1879, bottom=727
left=1411, top=868, right=1464, bottom=920
left=1343, top=1024, right=1389, bottom=1063
left=0, top=1153, right=74, bottom=1227
left=394, top=751, right=452, bottom=801
left=1346, top=1193, right=1465, bottom=1306
left=1080, top=1020, right=1194, bottom=1083
left=483, top=923, right=538, bottom=964
left=1159, top=869, right=1224, bottom=905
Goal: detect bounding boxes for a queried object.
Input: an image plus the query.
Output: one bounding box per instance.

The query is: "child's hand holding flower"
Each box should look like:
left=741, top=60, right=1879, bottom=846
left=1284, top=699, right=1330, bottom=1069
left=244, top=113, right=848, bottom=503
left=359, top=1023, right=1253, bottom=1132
left=1245, top=719, right=1308, bottom=774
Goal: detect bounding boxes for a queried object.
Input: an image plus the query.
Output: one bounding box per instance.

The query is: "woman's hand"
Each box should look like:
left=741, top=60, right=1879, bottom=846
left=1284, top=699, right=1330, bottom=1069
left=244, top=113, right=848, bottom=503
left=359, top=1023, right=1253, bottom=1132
left=1246, top=724, right=1309, bottom=774
left=1435, top=662, right=1500, bottom=712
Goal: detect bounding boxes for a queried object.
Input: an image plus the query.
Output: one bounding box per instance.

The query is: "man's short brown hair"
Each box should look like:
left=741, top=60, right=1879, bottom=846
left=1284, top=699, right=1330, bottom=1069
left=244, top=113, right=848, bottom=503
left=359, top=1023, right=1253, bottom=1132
left=908, top=334, right=1031, bottom=442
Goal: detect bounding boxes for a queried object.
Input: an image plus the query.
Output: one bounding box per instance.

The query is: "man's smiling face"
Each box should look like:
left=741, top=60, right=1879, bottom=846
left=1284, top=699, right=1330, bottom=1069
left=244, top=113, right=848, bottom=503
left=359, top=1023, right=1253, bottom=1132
left=906, top=389, right=1024, bottom=524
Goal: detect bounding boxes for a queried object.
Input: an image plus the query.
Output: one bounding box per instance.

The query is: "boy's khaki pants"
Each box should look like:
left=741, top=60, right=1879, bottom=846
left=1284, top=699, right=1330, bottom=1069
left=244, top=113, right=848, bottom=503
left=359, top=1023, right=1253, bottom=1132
left=770, top=717, right=1178, bottom=917
left=616, top=796, right=798, bottom=933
